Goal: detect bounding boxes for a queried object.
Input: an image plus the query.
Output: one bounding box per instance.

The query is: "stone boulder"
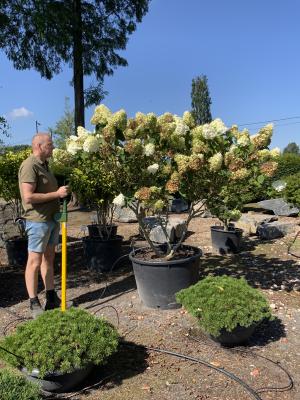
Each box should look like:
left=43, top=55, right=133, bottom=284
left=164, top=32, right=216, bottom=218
left=142, top=216, right=186, bottom=244
left=114, top=206, right=137, bottom=223
left=257, top=198, right=299, bottom=216
left=235, top=213, right=278, bottom=236
left=169, top=198, right=189, bottom=213
left=256, top=221, right=298, bottom=240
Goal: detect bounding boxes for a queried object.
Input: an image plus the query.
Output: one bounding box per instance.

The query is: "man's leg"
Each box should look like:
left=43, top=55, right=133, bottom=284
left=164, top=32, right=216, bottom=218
left=25, top=251, right=43, bottom=298
left=25, top=251, right=44, bottom=318
left=40, top=244, right=55, bottom=291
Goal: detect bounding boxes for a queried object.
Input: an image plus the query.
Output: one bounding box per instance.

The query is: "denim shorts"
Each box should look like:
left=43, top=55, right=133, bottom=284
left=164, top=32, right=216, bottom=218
left=26, top=220, right=60, bottom=253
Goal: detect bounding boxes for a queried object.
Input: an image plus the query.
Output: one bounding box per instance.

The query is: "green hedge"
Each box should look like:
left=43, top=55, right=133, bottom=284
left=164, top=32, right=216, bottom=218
left=284, top=172, right=300, bottom=208
left=274, top=153, right=300, bottom=179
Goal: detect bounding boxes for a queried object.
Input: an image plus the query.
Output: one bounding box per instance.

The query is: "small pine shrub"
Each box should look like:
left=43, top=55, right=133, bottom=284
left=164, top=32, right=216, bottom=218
left=284, top=172, right=300, bottom=208
left=0, top=368, right=41, bottom=400
left=0, top=308, right=119, bottom=378
left=176, top=276, right=272, bottom=337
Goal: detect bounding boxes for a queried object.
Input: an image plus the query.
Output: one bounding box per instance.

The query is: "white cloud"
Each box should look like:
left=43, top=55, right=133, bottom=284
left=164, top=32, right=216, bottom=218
left=8, top=107, right=34, bottom=119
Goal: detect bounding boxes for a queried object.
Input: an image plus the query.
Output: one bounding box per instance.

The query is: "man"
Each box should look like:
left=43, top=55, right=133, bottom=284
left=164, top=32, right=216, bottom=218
left=18, top=133, right=69, bottom=318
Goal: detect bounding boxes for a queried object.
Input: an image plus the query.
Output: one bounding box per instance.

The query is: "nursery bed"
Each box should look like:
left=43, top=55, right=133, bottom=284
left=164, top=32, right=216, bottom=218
left=1, top=209, right=300, bottom=400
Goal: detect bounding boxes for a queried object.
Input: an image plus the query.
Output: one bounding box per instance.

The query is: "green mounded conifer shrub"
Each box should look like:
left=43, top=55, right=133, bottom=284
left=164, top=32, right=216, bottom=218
left=0, top=308, right=119, bottom=378
left=176, top=276, right=273, bottom=337
left=0, top=368, right=41, bottom=400
left=284, top=172, right=300, bottom=208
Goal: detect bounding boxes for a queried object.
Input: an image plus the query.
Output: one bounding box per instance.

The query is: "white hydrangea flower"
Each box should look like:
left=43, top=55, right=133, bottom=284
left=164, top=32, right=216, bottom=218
left=143, top=143, right=155, bottom=156
left=69, top=135, right=80, bottom=142
left=174, top=116, right=189, bottom=136
left=210, top=118, right=227, bottom=135
left=147, top=163, right=159, bottom=174
left=113, top=193, right=126, bottom=207
left=66, top=140, right=82, bottom=155
left=229, top=144, right=238, bottom=153
left=237, top=134, right=250, bottom=147
left=208, top=152, right=223, bottom=171
left=270, top=147, right=281, bottom=157
left=202, top=124, right=218, bottom=139
left=77, top=126, right=91, bottom=137
left=82, top=136, right=100, bottom=153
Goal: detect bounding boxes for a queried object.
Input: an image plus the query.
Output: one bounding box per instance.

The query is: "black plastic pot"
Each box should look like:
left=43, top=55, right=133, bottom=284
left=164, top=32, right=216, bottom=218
left=210, top=226, right=243, bottom=254
left=87, top=224, right=118, bottom=238
left=22, top=364, right=93, bottom=393
left=82, top=235, right=123, bottom=272
left=5, top=237, right=28, bottom=267
left=210, top=323, right=258, bottom=347
left=130, top=245, right=202, bottom=310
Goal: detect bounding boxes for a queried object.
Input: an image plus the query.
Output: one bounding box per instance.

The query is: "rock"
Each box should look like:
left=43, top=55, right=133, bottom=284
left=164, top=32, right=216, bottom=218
left=114, top=206, right=137, bottom=223
left=257, top=198, right=299, bottom=216
left=169, top=198, right=189, bottom=213
left=235, top=213, right=278, bottom=236
left=142, top=216, right=186, bottom=244
left=256, top=221, right=297, bottom=240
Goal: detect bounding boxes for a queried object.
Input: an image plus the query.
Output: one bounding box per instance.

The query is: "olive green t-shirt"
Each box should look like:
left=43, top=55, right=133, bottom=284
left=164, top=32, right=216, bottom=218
left=18, top=155, right=60, bottom=222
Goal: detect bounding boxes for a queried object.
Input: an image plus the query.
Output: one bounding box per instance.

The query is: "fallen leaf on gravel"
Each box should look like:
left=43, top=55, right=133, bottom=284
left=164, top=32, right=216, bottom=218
left=137, top=315, right=144, bottom=320
left=250, top=368, right=260, bottom=377
left=141, top=384, right=151, bottom=391
left=210, top=361, right=221, bottom=367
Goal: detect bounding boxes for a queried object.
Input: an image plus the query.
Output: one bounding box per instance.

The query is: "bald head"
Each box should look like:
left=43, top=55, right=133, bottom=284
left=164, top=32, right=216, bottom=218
left=32, top=132, right=54, bottom=160
left=32, top=132, right=51, bottom=148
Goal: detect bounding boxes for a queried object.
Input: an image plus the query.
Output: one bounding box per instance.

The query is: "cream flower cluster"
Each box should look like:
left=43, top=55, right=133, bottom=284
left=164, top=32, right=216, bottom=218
left=90, top=104, right=112, bottom=125
left=209, top=152, right=223, bottom=171
left=113, top=193, right=126, bottom=207
left=250, top=124, right=273, bottom=149
left=82, top=135, right=101, bottom=153
left=202, top=118, right=227, bottom=140
left=143, top=143, right=155, bottom=156
left=147, top=163, right=159, bottom=174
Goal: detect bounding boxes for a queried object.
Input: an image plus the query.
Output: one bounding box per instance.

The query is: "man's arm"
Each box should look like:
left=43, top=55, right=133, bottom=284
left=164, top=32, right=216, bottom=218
left=21, top=182, right=69, bottom=204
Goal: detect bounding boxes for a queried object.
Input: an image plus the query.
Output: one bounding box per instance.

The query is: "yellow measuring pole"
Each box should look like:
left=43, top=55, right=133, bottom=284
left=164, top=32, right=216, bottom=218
left=61, top=220, right=67, bottom=311
left=60, top=199, right=68, bottom=312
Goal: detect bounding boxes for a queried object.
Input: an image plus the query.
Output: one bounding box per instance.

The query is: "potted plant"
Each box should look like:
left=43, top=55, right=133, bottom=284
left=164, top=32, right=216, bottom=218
left=0, top=307, right=119, bottom=393
left=88, top=105, right=279, bottom=308
left=205, top=125, right=280, bottom=254
left=0, top=368, right=41, bottom=400
left=52, top=128, right=122, bottom=272
left=0, top=149, right=31, bottom=267
left=176, top=275, right=273, bottom=346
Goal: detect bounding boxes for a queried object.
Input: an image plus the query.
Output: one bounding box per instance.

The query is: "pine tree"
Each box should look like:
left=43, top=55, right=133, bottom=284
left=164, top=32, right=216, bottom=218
left=191, top=75, right=212, bottom=125
left=283, top=142, right=299, bottom=155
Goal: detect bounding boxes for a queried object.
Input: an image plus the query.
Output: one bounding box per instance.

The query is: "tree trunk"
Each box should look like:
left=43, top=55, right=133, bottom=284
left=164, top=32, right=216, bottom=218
left=73, top=0, right=84, bottom=130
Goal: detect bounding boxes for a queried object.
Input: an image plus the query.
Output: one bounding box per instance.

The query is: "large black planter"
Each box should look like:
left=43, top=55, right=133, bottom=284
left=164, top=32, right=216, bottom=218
left=83, top=235, right=123, bottom=272
left=210, top=323, right=258, bottom=347
left=210, top=226, right=243, bottom=254
left=22, top=364, right=93, bottom=393
left=130, top=245, right=202, bottom=309
left=87, top=224, right=118, bottom=238
left=5, top=237, right=28, bottom=267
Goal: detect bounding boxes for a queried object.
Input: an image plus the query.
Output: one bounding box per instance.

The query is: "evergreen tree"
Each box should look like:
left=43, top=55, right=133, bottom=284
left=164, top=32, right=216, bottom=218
left=283, top=142, right=299, bottom=155
left=0, top=0, right=150, bottom=129
left=191, top=75, right=212, bottom=125
left=49, top=97, right=75, bottom=149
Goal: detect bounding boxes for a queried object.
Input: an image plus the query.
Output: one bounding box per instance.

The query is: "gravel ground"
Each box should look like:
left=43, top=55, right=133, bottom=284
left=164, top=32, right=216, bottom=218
left=1, top=209, right=300, bottom=400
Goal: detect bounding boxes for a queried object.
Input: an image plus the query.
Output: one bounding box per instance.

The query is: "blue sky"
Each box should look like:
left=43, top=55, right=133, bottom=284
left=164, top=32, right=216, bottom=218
left=1, top=0, right=300, bottom=149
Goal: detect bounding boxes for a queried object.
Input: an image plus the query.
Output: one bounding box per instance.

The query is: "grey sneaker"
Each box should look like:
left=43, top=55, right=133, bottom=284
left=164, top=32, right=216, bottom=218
left=30, top=299, right=44, bottom=319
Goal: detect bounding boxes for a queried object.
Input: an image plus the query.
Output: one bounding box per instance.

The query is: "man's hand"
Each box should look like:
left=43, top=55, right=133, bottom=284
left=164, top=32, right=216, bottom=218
left=56, top=186, right=69, bottom=198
